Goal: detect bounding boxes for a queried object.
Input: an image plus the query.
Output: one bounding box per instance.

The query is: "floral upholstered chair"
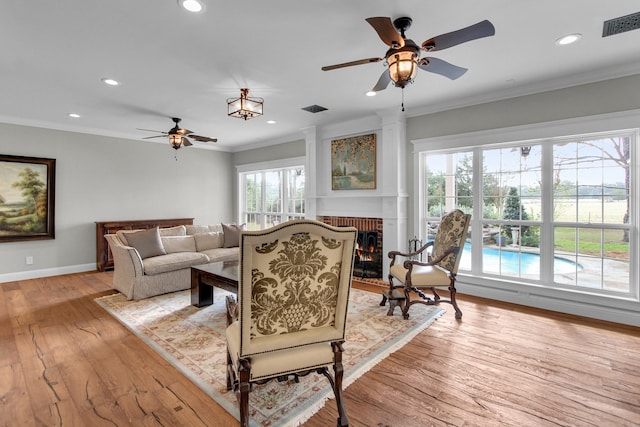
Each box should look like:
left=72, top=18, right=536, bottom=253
left=225, top=219, right=357, bottom=427
left=381, top=209, right=471, bottom=319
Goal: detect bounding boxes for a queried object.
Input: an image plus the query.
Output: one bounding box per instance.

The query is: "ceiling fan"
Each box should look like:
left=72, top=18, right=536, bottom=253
left=322, top=17, right=495, bottom=93
left=138, top=117, right=218, bottom=150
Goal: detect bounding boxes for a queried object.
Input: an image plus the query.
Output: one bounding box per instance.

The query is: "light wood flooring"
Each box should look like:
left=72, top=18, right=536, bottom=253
left=1, top=272, right=638, bottom=426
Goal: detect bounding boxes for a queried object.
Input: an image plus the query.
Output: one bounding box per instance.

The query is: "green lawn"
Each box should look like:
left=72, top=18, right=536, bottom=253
left=520, top=199, right=629, bottom=260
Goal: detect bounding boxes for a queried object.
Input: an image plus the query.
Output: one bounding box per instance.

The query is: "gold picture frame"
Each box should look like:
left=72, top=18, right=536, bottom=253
left=0, top=154, right=56, bottom=242
left=331, top=133, right=376, bottom=190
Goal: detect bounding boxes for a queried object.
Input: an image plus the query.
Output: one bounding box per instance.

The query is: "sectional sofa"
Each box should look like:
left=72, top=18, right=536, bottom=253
left=105, top=223, right=242, bottom=300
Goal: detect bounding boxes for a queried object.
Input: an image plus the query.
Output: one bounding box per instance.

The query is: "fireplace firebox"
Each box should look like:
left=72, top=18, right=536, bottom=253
left=354, top=230, right=381, bottom=278
left=319, top=216, right=383, bottom=279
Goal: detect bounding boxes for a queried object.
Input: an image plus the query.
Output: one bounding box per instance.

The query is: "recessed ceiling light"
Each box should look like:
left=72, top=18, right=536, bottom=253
left=68, top=113, right=81, bottom=118
left=365, top=91, right=377, bottom=97
left=101, top=77, right=119, bottom=86
left=267, top=120, right=276, bottom=124
left=555, top=33, right=581, bottom=46
left=180, top=0, right=204, bottom=12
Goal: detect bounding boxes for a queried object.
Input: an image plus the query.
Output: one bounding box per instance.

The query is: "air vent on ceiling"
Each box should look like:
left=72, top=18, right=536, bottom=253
left=603, top=11, right=640, bottom=37
left=301, top=104, right=328, bottom=113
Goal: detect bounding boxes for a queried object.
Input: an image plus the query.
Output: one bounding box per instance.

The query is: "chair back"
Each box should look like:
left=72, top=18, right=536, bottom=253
left=237, top=219, right=357, bottom=358
left=431, top=209, right=471, bottom=274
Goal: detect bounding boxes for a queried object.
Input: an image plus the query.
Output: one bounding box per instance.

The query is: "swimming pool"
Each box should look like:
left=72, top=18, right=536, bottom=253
left=459, top=243, right=582, bottom=275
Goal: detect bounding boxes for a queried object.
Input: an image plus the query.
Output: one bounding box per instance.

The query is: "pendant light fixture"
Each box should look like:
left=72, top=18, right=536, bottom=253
left=227, top=88, right=263, bottom=120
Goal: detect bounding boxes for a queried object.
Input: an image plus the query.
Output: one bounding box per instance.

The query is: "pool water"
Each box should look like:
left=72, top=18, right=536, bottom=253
left=459, top=243, right=581, bottom=275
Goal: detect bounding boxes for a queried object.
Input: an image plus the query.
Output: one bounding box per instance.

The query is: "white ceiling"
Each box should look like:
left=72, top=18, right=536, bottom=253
left=1, top=1, right=640, bottom=151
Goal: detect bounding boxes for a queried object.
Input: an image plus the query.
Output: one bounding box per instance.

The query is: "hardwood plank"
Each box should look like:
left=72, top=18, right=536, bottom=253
left=0, top=363, right=37, bottom=427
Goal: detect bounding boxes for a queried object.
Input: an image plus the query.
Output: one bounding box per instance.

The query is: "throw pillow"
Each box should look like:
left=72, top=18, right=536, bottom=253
left=125, top=227, right=166, bottom=259
left=161, top=235, right=196, bottom=253
left=158, top=225, right=187, bottom=237
left=194, top=231, right=224, bottom=251
left=185, top=225, right=211, bottom=235
left=222, top=223, right=246, bottom=248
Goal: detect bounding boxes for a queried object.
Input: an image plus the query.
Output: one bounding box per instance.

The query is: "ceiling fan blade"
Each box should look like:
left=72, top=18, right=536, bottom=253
left=418, top=57, right=468, bottom=80
left=365, top=17, right=405, bottom=48
left=177, top=128, right=193, bottom=135
left=189, top=134, right=218, bottom=143
left=322, top=57, right=383, bottom=71
left=141, top=135, right=167, bottom=140
left=421, top=20, right=495, bottom=51
left=182, top=137, right=193, bottom=147
left=137, top=128, right=166, bottom=133
left=371, top=70, right=391, bottom=92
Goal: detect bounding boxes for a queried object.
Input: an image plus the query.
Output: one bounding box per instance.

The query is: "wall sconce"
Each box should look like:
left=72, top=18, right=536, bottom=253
left=227, top=88, right=263, bottom=120
left=521, top=146, right=532, bottom=157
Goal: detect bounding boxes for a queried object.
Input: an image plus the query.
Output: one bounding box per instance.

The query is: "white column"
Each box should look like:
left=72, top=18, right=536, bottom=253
left=379, top=112, right=408, bottom=279
left=302, top=126, right=318, bottom=219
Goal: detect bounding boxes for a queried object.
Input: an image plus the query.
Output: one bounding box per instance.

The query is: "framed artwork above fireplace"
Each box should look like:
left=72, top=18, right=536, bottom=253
left=331, top=133, right=376, bottom=190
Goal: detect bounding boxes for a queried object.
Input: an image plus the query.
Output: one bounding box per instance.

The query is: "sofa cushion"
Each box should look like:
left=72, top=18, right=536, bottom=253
left=194, top=231, right=224, bottom=251
left=185, top=225, right=211, bottom=235
left=200, top=247, right=239, bottom=262
left=161, top=235, right=196, bottom=253
left=143, top=252, right=209, bottom=275
left=159, top=225, right=187, bottom=237
left=222, top=223, right=246, bottom=248
left=124, top=227, right=166, bottom=259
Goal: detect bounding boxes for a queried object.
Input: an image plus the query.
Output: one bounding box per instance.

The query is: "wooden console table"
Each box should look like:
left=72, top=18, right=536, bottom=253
left=95, top=218, right=194, bottom=272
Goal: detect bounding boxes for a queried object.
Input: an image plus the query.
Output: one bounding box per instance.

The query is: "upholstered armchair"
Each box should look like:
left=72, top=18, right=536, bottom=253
left=381, top=209, right=471, bottom=319
left=225, top=219, right=357, bottom=427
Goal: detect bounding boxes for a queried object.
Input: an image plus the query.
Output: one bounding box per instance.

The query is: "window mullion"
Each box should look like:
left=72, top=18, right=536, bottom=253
left=540, top=141, right=555, bottom=283
left=472, top=147, right=483, bottom=274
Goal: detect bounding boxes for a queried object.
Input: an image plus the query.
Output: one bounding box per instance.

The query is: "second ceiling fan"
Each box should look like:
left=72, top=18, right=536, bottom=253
left=322, top=16, right=495, bottom=93
left=138, top=117, right=218, bottom=150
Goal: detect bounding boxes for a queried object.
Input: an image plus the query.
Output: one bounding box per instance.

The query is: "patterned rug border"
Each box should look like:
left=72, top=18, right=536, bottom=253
left=95, top=289, right=445, bottom=426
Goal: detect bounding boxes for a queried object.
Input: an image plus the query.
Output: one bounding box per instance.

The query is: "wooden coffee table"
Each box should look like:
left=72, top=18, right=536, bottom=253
left=190, top=260, right=239, bottom=307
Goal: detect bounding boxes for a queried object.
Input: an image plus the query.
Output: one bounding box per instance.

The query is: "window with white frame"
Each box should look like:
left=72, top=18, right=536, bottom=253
left=239, top=160, right=305, bottom=230
left=419, top=129, right=635, bottom=297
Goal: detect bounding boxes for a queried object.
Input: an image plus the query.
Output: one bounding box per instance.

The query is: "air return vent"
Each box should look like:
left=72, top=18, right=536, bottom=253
left=301, top=104, right=328, bottom=113
left=603, top=11, right=640, bottom=37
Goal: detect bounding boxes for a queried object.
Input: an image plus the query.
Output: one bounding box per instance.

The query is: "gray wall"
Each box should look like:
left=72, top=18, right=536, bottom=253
left=406, top=73, right=640, bottom=236
left=0, top=123, right=233, bottom=279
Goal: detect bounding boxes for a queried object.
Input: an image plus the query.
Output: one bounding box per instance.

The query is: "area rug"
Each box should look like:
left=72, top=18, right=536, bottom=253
left=96, top=288, right=444, bottom=426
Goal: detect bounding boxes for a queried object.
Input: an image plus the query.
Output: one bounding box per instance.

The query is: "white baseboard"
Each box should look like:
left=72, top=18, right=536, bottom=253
left=457, top=282, right=640, bottom=327
left=0, top=263, right=97, bottom=283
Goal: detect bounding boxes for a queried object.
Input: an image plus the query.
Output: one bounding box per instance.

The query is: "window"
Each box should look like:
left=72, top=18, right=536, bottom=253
left=419, top=129, right=635, bottom=298
left=239, top=160, right=305, bottom=230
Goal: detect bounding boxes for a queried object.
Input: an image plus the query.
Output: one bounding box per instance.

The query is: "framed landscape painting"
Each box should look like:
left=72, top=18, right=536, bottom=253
left=0, top=155, right=56, bottom=242
left=331, top=133, right=376, bottom=190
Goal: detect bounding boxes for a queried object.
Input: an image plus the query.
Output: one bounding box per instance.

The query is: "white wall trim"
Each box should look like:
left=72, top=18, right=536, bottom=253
left=0, top=263, right=96, bottom=284
left=457, top=278, right=640, bottom=327
left=235, top=156, right=306, bottom=172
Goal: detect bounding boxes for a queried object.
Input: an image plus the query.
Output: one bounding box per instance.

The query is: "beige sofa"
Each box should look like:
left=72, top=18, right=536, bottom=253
left=105, top=224, right=241, bottom=300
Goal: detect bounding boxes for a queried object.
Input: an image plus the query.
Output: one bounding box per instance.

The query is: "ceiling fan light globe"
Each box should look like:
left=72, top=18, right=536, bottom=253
left=388, top=50, right=418, bottom=87
left=169, top=134, right=182, bottom=149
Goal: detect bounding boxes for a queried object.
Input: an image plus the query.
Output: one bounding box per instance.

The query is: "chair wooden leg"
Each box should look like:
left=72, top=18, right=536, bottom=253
left=380, top=274, right=395, bottom=306
left=226, top=353, right=233, bottom=391
left=331, top=342, right=349, bottom=427
left=238, top=359, right=251, bottom=427
left=449, top=285, right=463, bottom=319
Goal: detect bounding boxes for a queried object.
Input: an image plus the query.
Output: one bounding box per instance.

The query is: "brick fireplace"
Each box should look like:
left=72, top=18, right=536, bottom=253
left=319, top=216, right=383, bottom=279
